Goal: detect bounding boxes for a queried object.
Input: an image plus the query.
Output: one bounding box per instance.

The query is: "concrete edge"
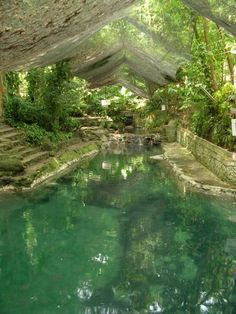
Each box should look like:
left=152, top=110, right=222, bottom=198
left=162, top=148, right=236, bottom=198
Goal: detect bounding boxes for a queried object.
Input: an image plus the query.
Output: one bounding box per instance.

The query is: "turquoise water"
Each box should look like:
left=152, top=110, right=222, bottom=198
left=0, top=146, right=236, bottom=314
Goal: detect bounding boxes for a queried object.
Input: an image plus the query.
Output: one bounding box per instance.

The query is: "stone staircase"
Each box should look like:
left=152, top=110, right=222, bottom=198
left=70, top=115, right=111, bottom=143
left=0, top=120, right=50, bottom=186
left=73, top=115, right=113, bottom=128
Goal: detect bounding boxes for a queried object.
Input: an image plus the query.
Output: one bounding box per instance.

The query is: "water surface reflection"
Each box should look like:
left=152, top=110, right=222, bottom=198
left=0, top=147, right=235, bottom=313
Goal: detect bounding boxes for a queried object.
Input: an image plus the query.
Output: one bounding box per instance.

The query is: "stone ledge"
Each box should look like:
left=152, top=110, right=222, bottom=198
left=162, top=143, right=236, bottom=197
left=177, top=128, right=236, bottom=185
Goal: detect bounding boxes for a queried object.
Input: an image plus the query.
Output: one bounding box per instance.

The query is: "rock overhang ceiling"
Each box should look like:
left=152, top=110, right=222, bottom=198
left=1, top=0, right=236, bottom=96
left=182, top=0, right=236, bottom=37
left=67, top=12, right=191, bottom=96
left=0, top=0, right=137, bottom=71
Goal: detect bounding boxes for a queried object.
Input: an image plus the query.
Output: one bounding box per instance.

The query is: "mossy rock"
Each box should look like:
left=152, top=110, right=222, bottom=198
left=0, top=159, right=24, bottom=173
left=0, top=175, right=15, bottom=185
left=41, top=138, right=57, bottom=151
left=33, top=143, right=98, bottom=182
left=165, top=119, right=178, bottom=142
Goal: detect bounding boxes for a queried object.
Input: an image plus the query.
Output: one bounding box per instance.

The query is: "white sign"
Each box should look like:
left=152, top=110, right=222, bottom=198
left=101, top=99, right=111, bottom=107
left=161, top=105, right=166, bottom=111
left=120, top=86, right=127, bottom=95
left=102, top=161, right=112, bottom=170
left=232, top=119, right=236, bottom=136
left=233, top=153, right=236, bottom=160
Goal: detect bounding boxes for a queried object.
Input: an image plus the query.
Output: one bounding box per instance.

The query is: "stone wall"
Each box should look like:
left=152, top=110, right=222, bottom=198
left=177, top=128, right=236, bottom=185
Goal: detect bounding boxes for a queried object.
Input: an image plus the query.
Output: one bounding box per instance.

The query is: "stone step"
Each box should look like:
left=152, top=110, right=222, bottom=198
left=7, top=146, right=40, bottom=158
left=0, top=126, right=15, bottom=134
left=74, top=116, right=112, bottom=127
left=80, top=126, right=103, bottom=130
left=0, top=130, right=24, bottom=142
left=23, top=151, right=49, bottom=166
left=0, top=140, right=22, bottom=152
left=25, top=158, right=51, bottom=175
left=15, top=158, right=53, bottom=187
left=6, top=145, right=27, bottom=155
left=0, top=174, right=15, bottom=186
left=20, top=147, right=41, bottom=158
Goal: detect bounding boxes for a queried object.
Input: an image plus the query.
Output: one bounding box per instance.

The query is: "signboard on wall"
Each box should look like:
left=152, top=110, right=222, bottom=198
left=101, top=99, right=111, bottom=107
left=232, top=119, right=236, bottom=136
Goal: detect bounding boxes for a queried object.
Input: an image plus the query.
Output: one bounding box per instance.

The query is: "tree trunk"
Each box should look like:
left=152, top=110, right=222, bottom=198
left=147, top=82, right=157, bottom=98
left=202, top=18, right=218, bottom=92
left=192, top=17, right=211, bottom=85
left=217, top=25, right=234, bottom=85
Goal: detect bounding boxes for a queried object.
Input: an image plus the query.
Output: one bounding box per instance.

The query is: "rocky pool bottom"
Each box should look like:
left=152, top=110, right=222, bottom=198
left=0, top=145, right=236, bottom=313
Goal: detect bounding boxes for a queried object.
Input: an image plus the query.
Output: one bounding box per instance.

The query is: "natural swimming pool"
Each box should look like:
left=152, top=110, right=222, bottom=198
left=0, top=146, right=235, bottom=313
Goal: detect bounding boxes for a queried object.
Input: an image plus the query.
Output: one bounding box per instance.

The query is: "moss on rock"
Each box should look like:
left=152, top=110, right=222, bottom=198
left=0, top=159, right=24, bottom=173
left=0, top=141, right=100, bottom=191
left=59, top=143, right=98, bottom=164
left=32, top=142, right=99, bottom=184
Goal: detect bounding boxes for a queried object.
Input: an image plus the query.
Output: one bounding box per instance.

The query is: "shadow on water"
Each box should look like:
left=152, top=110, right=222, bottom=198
left=0, top=144, right=235, bottom=313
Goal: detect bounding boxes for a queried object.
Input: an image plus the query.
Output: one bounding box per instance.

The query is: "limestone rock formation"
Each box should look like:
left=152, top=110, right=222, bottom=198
left=1, top=0, right=235, bottom=96
left=0, top=0, right=136, bottom=71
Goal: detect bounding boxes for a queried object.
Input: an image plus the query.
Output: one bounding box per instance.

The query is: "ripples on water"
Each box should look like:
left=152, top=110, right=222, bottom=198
left=0, top=145, right=235, bottom=313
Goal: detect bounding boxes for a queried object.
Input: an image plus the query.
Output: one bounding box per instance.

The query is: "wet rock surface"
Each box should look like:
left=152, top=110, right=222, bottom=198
left=108, top=132, right=161, bottom=146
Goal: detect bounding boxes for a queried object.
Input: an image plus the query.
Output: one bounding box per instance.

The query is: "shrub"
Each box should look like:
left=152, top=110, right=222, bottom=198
left=22, top=123, right=49, bottom=145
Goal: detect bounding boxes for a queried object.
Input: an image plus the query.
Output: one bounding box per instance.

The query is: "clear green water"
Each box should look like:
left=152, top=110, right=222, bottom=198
left=0, top=146, right=236, bottom=314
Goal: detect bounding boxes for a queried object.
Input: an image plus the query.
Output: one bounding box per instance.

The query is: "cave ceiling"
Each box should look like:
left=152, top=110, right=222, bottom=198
left=1, top=0, right=235, bottom=95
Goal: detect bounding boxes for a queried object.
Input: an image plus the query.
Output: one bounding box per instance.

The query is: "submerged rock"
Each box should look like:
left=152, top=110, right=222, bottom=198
left=225, top=238, right=236, bottom=257
left=109, top=133, right=161, bottom=146
left=150, top=154, right=164, bottom=161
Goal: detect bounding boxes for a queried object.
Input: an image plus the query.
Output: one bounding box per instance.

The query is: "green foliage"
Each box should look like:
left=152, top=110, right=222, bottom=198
left=22, top=123, right=72, bottom=146
left=4, top=61, right=82, bottom=146
left=43, top=61, right=71, bottom=132
left=84, top=85, right=133, bottom=115
left=211, top=83, right=236, bottom=149
left=78, top=85, right=136, bottom=129
left=107, top=93, right=134, bottom=124
left=59, top=78, right=88, bottom=117
left=214, top=82, right=236, bottom=104
left=4, top=95, right=33, bottom=125
left=0, top=158, right=24, bottom=172
left=3, top=3, right=236, bottom=151
left=5, top=72, right=21, bottom=97
left=178, top=17, right=236, bottom=150
left=26, top=68, right=46, bottom=104
left=141, top=85, right=180, bottom=131
left=190, top=83, right=236, bottom=150
left=138, top=11, right=236, bottom=150
left=5, top=62, right=77, bottom=132
left=4, top=95, right=50, bottom=130
left=22, top=123, right=49, bottom=145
